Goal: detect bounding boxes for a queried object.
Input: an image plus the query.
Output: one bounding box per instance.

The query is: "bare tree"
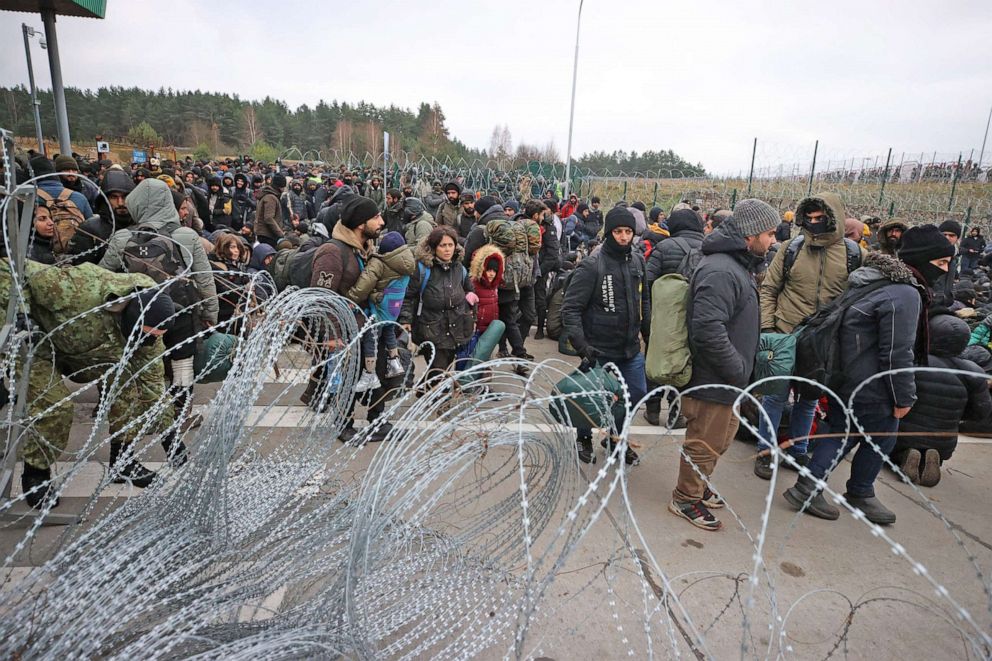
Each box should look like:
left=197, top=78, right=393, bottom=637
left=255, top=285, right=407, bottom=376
left=242, top=105, right=262, bottom=146
left=489, top=124, right=513, bottom=170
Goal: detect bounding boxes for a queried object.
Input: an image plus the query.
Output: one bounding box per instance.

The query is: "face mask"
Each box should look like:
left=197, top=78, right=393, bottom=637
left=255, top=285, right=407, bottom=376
left=918, top=262, right=947, bottom=286
left=807, top=222, right=832, bottom=235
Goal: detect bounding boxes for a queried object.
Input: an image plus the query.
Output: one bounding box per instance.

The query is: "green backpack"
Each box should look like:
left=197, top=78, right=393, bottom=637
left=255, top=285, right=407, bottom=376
left=754, top=332, right=797, bottom=396
left=551, top=366, right=623, bottom=429
left=485, top=217, right=535, bottom=292
left=644, top=273, right=692, bottom=387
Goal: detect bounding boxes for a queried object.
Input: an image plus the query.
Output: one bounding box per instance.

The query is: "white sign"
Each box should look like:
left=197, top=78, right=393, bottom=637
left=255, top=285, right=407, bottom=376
left=96, top=141, right=110, bottom=153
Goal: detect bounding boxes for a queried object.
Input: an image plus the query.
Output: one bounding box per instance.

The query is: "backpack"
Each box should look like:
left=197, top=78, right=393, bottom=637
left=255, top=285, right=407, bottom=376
left=36, top=188, right=85, bottom=255
left=782, top=235, right=862, bottom=278
left=122, top=225, right=200, bottom=309
left=792, top=279, right=891, bottom=399
left=522, top=219, right=542, bottom=256
left=269, top=247, right=316, bottom=292
left=644, top=272, right=692, bottom=387
left=485, top=218, right=535, bottom=291
left=370, top=275, right=410, bottom=322
left=669, top=237, right=703, bottom=279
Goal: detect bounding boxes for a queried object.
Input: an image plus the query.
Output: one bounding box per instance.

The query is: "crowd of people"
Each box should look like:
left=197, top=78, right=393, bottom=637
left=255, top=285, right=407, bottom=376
left=2, top=150, right=992, bottom=536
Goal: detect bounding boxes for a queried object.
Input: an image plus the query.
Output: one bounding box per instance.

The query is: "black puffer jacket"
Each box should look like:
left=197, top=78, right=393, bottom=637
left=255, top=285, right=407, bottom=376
left=894, top=314, right=992, bottom=460
left=561, top=239, right=648, bottom=360
left=538, top=216, right=561, bottom=276
left=399, top=242, right=476, bottom=350
left=685, top=220, right=763, bottom=404
left=645, top=209, right=704, bottom=288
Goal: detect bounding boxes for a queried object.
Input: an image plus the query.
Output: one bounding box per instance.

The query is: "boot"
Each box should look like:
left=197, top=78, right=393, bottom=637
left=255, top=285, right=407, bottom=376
left=338, top=425, right=360, bottom=446
left=896, top=448, right=921, bottom=484
left=845, top=493, right=896, bottom=525
left=644, top=399, right=661, bottom=426
left=783, top=475, right=839, bottom=520
left=576, top=431, right=596, bottom=464
left=21, top=463, right=59, bottom=510
left=109, top=442, right=157, bottom=488
left=173, top=387, right=202, bottom=434
left=754, top=455, right=774, bottom=480
left=601, top=436, right=639, bottom=466
left=161, top=432, right=189, bottom=469
left=919, top=449, right=941, bottom=487
left=367, top=419, right=394, bottom=443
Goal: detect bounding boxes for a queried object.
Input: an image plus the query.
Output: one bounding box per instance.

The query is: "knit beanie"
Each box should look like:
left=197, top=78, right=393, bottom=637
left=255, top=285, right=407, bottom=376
left=341, top=196, right=380, bottom=229
left=631, top=201, right=646, bottom=212
left=443, top=181, right=462, bottom=194
left=54, top=155, right=78, bottom=172
left=731, top=199, right=779, bottom=237
left=938, top=219, right=962, bottom=238
left=475, top=195, right=500, bottom=216
left=504, top=199, right=521, bottom=214
left=649, top=206, right=663, bottom=223
left=605, top=207, right=636, bottom=234
left=576, top=202, right=589, bottom=215
left=379, top=231, right=405, bottom=254
left=29, top=156, right=55, bottom=175
left=898, top=224, right=955, bottom=268
left=270, top=173, right=287, bottom=190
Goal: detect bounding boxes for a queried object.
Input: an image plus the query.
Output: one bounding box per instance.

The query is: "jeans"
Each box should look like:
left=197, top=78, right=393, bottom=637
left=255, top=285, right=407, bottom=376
left=961, top=254, right=979, bottom=272
left=360, top=324, right=397, bottom=359
left=807, top=401, right=899, bottom=498
left=756, top=390, right=816, bottom=453
left=596, top=352, right=647, bottom=431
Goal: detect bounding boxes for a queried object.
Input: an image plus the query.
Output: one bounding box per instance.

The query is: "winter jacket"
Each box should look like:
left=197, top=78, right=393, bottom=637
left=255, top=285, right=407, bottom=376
left=462, top=205, right=506, bottom=270
left=100, top=178, right=219, bottom=325
left=457, top=212, right=476, bottom=241
left=561, top=239, right=649, bottom=361
left=894, top=314, right=992, bottom=460
left=285, top=188, right=312, bottom=222
left=645, top=209, right=704, bottom=288
left=366, top=185, right=385, bottom=211
left=538, top=217, right=562, bottom=276
left=961, top=234, right=986, bottom=258
left=833, top=252, right=924, bottom=407
left=469, top=244, right=504, bottom=333
left=760, top=193, right=866, bottom=333
left=968, top=314, right=992, bottom=349
left=208, top=187, right=234, bottom=229
left=384, top=200, right=405, bottom=234
left=774, top=221, right=793, bottom=243
left=310, top=221, right=371, bottom=296
left=209, top=256, right=252, bottom=323
left=255, top=186, right=285, bottom=241
left=685, top=220, right=763, bottom=405
left=346, top=243, right=417, bottom=309
left=28, top=234, right=55, bottom=265
left=575, top=212, right=601, bottom=246
left=404, top=211, right=437, bottom=246
left=435, top=199, right=460, bottom=230
left=231, top=177, right=255, bottom=229
left=398, top=241, right=476, bottom=350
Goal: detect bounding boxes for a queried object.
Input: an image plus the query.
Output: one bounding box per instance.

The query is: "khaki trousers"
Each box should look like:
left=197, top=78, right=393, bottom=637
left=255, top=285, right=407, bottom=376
left=673, top=395, right=740, bottom=503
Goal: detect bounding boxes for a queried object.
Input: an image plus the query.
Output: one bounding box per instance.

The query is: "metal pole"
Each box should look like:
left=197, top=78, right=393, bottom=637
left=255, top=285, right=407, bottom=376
left=746, top=137, right=757, bottom=196
left=562, top=0, right=584, bottom=200
left=41, top=10, right=71, bottom=156
left=807, top=140, right=819, bottom=196
left=878, top=147, right=892, bottom=205
left=949, top=153, right=963, bottom=212
left=22, top=25, right=46, bottom=156
left=979, top=104, right=992, bottom=168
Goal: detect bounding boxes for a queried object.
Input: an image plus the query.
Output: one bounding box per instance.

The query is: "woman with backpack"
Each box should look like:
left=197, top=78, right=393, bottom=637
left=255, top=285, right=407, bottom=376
left=399, top=226, right=477, bottom=385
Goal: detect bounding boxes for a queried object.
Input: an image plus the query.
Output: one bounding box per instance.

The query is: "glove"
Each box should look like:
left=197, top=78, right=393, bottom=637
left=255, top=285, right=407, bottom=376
left=465, top=292, right=479, bottom=307
left=580, top=345, right=601, bottom=363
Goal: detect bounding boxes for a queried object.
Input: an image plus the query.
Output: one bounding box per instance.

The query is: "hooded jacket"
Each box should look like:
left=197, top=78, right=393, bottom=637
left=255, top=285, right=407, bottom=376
left=404, top=210, right=437, bottom=247
left=895, top=314, right=992, bottom=460
left=760, top=193, right=866, bottom=333
left=877, top=218, right=908, bottom=256
left=310, top=221, right=372, bottom=295
left=538, top=214, right=562, bottom=276
left=255, top=185, right=285, bottom=241
left=346, top=243, right=418, bottom=308
left=645, top=209, right=704, bottom=287
left=100, top=178, right=219, bottom=325
left=398, top=240, right=475, bottom=349
left=833, top=252, right=924, bottom=407
left=685, top=220, right=763, bottom=404
left=435, top=187, right=461, bottom=230
left=316, top=185, right=358, bottom=234
left=561, top=235, right=649, bottom=360
left=469, top=244, right=504, bottom=332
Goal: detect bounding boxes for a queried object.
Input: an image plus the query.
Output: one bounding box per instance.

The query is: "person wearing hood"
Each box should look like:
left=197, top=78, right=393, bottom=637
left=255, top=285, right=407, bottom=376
left=346, top=230, right=417, bottom=391
left=573, top=202, right=601, bottom=248
left=402, top=196, right=437, bottom=246
left=423, top=180, right=445, bottom=216
left=670, top=199, right=778, bottom=531
left=877, top=217, right=908, bottom=256
left=844, top=217, right=867, bottom=248
left=284, top=179, right=312, bottom=227
left=561, top=207, right=650, bottom=467
left=560, top=193, right=578, bottom=221
left=628, top=201, right=648, bottom=237
left=643, top=208, right=706, bottom=427
left=775, top=210, right=795, bottom=243
left=299, top=221, right=331, bottom=252
left=435, top=181, right=462, bottom=230
left=207, top=175, right=234, bottom=229
left=0, top=258, right=177, bottom=505
left=255, top=174, right=287, bottom=248
left=755, top=193, right=866, bottom=480
left=960, top=226, right=986, bottom=273
left=365, top=175, right=385, bottom=210
left=67, top=169, right=137, bottom=265
left=784, top=225, right=953, bottom=525
left=231, top=172, right=256, bottom=230
left=28, top=199, right=57, bottom=265
left=534, top=200, right=561, bottom=340
left=315, top=184, right=357, bottom=234
left=891, top=313, right=992, bottom=487
left=245, top=241, right=277, bottom=301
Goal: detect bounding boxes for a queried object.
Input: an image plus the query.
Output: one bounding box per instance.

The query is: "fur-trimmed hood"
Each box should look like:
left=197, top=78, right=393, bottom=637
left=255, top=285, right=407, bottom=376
left=849, top=251, right=918, bottom=288
left=415, top=237, right=464, bottom=267
left=468, top=243, right=504, bottom=284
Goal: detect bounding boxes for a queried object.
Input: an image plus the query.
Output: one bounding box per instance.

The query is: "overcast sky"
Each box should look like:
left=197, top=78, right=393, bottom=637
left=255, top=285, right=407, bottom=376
left=1, top=0, right=991, bottom=174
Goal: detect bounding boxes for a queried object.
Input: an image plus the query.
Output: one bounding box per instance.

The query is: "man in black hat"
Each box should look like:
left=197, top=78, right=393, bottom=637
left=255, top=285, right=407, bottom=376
left=436, top=181, right=462, bottom=230
left=784, top=224, right=953, bottom=525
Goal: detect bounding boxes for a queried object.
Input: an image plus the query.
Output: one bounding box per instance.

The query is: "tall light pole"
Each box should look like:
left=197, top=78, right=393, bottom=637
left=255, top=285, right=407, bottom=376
left=21, top=24, right=46, bottom=156
left=563, top=0, right=585, bottom=199
left=41, top=9, right=72, bottom=157
left=979, top=103, right=992, bottom=169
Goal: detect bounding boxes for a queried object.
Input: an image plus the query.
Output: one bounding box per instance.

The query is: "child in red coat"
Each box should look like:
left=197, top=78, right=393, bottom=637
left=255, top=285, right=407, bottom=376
left=462, top=244, right=505, bottom=369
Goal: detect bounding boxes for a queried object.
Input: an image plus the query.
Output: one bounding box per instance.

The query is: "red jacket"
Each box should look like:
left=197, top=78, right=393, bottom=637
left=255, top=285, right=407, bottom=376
left=560, top=200, right=578, bottom=220
left=468, top=244, right=504, bottom=333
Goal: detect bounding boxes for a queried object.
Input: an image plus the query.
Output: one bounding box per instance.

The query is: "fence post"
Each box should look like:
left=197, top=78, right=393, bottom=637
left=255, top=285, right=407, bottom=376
left=962, top=206, right=973, bottom=236
left=888, top=201, right=895, bottom=217
left=622, top=180, right=628, bottom=201
left=807, top=139, right=819, bottom=196
left=746, top=137, right=757, bottom=196
left=878, top=147, right=892, bottom=206
left=652, top=181, right=658, bottom=207
left=730, top=188, right=738, bottom=210
left=948, top=153, right=963, bottom=212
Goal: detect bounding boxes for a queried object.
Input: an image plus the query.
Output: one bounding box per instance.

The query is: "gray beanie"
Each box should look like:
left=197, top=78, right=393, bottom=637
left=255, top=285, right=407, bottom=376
left=731, top=199, right=780, bottom=237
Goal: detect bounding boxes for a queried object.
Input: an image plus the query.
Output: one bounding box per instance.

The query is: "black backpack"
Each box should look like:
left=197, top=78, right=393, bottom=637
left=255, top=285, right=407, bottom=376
left=792, top=279, right=890, bottom=399
left=123, top=225, right=201, bottom=309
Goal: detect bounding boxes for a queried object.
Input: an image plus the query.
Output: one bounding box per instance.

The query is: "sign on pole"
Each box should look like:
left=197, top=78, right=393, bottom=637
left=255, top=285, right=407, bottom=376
left=383, top=131, right=390, bottom=176
left=96, top=140, right=109, bottom=154
left=132, top=149, right=147, bottom=163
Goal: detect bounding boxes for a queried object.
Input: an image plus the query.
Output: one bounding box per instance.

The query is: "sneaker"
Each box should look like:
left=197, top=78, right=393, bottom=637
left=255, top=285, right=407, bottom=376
left=496, top=350, right=511, bottom=359
left=754, top=455, right=774, bottom=480
left=701, top=487, right=725, bottom=509
left=338, top=425, right=360, bottom=445
left=534, top=329, right=545, bottom=340
left=601, top=437, right=639, bottom=466
left=385, top=357, right=405, bottom=379
left=512, top=364, right=530, bottom=377
left=919, top=449, right=941, bottom=487
left=668, top=499, right=722, bottom=531
left=513, top=351, right=535, bottom=360
left=898, top=448, right=921, bottom=484
left=354, top=370, right=381, bottom=393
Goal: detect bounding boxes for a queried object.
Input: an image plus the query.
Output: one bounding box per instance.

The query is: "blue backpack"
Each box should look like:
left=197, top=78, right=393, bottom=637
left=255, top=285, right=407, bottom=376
left=370, top=275, right=410, bottom=322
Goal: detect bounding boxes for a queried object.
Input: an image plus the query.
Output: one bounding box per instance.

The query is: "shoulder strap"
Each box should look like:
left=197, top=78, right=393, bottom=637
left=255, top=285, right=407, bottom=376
left=843, top=238, right=862, bottom=273
left=670, top=237, right=691, bottom=256
left=416, top=262, right=431, bottom=316
left=35, top=188, right=54, bottom=203
left=57, top=188, right=73, bottom=203
left=782, top=235, right=805, bottom=278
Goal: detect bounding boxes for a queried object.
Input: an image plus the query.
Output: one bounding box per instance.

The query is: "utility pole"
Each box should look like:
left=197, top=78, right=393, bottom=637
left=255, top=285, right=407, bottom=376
left=21, top=24, right=46, bottom=156
left=563, top=0, right=585, bottom=199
